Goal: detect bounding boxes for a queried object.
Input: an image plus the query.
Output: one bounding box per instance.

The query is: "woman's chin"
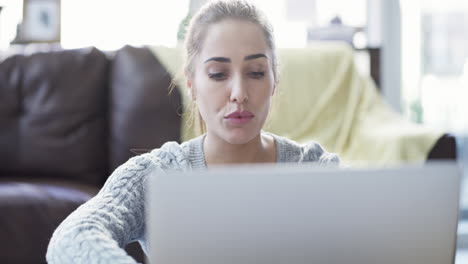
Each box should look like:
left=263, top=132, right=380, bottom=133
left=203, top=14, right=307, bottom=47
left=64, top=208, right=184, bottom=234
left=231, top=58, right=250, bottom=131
left=223, top=129, right=259, bottom=145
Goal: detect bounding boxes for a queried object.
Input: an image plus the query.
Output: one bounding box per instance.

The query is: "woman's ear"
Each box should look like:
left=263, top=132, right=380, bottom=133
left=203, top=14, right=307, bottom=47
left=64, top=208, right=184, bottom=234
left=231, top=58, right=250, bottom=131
left=187, top=87, right=194, bottom=100
left=185, top=74, right=196, bottom=100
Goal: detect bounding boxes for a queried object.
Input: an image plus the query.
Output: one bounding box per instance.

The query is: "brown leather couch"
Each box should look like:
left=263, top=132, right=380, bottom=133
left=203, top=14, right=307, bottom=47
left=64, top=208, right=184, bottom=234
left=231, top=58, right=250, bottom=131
left=0, top=46, right=182, bottom=263
left=0, top=45, right=456, bottom=264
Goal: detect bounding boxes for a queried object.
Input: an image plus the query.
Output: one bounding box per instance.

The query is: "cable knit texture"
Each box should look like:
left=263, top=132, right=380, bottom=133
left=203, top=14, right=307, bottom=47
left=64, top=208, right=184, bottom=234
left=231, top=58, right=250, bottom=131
left=46, top=133, right=339, bottom=263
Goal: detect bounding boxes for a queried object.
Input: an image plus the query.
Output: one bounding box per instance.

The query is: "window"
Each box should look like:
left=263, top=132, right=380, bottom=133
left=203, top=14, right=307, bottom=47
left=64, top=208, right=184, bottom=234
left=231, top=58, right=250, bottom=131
left=401, top=1, right=468, bottom=133
left=401, top=0, right=468, bottom=218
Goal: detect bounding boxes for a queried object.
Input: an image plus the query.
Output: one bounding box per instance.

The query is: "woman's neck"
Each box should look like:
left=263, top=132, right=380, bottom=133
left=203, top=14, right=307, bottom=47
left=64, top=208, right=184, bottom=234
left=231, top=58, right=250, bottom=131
left=203, top=132, right=276, bottom=166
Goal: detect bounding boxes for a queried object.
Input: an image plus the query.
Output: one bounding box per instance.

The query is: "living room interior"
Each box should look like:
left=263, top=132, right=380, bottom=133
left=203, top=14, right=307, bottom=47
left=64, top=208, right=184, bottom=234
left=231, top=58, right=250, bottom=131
left=0, top=0, right=467, bottom=263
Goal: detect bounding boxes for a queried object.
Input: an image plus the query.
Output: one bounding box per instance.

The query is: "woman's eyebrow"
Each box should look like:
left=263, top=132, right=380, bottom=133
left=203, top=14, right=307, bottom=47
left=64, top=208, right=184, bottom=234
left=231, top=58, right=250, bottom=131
left=244, top=53, right=267, bottom=61
left=204, top=53, right=267, bottom=63
left=204, top=57, right=231, bottom=63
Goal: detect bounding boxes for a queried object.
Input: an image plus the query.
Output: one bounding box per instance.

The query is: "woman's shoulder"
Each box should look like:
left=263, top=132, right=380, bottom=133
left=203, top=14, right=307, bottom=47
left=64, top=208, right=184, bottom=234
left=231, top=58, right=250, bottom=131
left=107, top=135, right=203, bottom=184
left=145, top=134, right=205, bottom=170
left=267, top=132, right=340, bottom=166
left=99, top=139, right=195, bottom=195
left=147, top=141, right=191, bottom=169
left=301, top=141, right=341, bottom=165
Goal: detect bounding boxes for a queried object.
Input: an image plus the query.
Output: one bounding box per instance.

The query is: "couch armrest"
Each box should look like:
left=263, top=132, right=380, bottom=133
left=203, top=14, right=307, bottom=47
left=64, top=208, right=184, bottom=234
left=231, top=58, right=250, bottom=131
left=427, top=133, right=457, bottom=161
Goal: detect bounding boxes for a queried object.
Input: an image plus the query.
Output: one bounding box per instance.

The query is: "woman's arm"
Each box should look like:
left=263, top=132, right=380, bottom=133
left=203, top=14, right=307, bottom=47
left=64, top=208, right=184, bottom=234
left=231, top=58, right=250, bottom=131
left=46, top=154, right=159, bottom=264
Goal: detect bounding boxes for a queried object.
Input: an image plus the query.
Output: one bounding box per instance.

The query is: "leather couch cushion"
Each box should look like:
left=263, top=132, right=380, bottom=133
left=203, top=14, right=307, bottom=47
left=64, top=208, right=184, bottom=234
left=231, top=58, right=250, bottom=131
left=0, top=179, right=99, bottom=263
left=0, top=48, right=109, bottom=185
left=109, top=46, right=182, bottom=171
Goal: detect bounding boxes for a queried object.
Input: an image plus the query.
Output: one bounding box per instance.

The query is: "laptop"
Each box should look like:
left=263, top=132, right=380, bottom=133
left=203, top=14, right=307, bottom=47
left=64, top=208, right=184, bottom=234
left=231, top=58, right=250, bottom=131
left=147, top=162, right=461, bottom=264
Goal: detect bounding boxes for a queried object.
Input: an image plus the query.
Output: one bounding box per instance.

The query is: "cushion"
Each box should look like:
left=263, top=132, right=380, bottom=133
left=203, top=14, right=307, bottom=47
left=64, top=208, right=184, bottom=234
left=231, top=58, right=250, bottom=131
left=0, top=47, right=109, bottom=185
left=109, top=46, right=182, bottom=171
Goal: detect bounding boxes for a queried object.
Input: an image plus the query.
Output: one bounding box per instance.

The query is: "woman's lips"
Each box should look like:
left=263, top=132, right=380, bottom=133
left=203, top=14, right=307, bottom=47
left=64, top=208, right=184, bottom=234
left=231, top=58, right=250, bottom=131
left=224, top=111, right=254, bottom=125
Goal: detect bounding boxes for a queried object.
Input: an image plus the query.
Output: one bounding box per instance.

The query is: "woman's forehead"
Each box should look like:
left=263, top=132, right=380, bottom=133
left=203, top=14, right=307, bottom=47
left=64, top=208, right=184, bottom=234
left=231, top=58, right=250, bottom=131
left=199, top=19, right=271, bottom=61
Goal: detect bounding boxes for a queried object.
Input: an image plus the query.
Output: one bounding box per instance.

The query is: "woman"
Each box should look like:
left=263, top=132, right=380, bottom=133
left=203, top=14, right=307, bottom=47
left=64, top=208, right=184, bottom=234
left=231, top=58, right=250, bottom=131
left=46, top=0, right=339, bottom=263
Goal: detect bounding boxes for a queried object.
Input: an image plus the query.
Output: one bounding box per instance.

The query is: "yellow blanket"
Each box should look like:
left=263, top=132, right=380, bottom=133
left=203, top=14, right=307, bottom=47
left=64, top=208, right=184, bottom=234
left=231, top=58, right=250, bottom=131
left=150, top=43, right=443, bottom=165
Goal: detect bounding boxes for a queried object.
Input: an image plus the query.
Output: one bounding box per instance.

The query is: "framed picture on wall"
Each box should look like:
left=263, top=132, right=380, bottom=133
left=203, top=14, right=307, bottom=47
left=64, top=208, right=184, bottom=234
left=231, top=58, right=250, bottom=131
left=14, top=0, right=61, bottom=43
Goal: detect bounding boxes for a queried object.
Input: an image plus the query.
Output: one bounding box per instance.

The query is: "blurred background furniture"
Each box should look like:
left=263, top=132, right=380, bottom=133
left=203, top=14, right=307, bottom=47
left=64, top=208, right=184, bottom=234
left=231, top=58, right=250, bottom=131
left=0, top=45, right=182, bottom=263
left=0, top=43, right=456, bottom=263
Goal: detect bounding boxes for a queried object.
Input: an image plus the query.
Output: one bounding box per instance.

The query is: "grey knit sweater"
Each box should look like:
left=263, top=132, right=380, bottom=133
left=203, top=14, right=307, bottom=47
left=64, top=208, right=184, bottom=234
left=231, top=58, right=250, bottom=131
left=46, top=133, right=339, bottom=263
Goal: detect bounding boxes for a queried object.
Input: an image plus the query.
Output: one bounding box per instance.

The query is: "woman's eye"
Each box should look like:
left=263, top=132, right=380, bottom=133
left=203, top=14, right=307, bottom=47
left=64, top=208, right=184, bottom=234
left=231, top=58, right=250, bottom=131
left=208, top=72, right=226, bottom=81
left=249, top=71, right=265, bottom=79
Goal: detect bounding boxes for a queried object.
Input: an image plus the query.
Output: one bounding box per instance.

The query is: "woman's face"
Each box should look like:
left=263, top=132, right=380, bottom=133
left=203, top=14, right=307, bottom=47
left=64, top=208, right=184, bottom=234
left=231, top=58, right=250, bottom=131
left=188, top=19, right=276, bottom=145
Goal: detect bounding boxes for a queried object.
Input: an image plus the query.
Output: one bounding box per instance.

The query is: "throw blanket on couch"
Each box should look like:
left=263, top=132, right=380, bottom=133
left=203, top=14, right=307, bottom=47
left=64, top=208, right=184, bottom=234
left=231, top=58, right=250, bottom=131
left=150, top=43, right=443, bottom=165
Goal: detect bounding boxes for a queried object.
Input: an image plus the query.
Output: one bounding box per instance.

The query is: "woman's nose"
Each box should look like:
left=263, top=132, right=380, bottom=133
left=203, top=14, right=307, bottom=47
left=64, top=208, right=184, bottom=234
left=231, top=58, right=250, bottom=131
left=229, top=76, right=248, bottom=103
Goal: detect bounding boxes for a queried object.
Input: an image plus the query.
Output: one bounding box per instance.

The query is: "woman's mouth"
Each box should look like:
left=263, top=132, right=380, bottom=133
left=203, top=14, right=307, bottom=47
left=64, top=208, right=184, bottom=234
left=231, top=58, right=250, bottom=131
left=224, top=110, right=255, bottom=125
